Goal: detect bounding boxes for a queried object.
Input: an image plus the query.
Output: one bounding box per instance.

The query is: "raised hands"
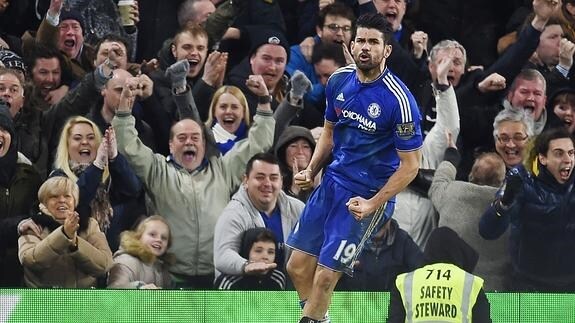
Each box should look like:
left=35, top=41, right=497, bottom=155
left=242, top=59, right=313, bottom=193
left=500, top=168, right=523, bottom=207
left=93, top=127, right=118, bottom=168
left=299, top=37, right=315, bottom=63
left=63, top=210, right=80, bottom=242
left=94, top=136, right=109, bottom=170
left=245, top=74, right=269, bottom=97
left=202, top=51, right=228, bottom=88
left=410, top=31, right=429, bottom=59
left=105, top=127, right=118, bottom=160
left=116, top=75, right=154, bottom=112
left=140, top=58, right=159, bottom=75
left=435, top=49, right=456, bottom=85
left=129, top=0, right=140, bottom=25
left=48, top=0, right=64, bottom=17
left=477, top=73, right=506, bottom=93
left=289, top=70, right=312, bottom=102
left=165, top=59, right=190, bottom=90
left=532, top=0, right=561, bottom=30
left=559, top=38, right=575, bottom=70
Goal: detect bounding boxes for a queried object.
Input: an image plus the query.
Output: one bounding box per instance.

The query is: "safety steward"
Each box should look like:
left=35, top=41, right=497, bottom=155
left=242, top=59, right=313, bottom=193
left=387, top=227, right=492, bottom=323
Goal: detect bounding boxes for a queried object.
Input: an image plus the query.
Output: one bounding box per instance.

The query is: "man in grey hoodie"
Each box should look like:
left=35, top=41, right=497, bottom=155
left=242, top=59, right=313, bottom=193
left=213, top=153, right=303, bottom=279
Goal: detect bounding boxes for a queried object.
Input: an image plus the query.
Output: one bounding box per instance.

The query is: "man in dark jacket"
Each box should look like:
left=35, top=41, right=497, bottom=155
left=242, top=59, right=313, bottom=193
left=0, top=102, right=42, bottom=286
left=337, top=218, right=423, bottom=291
left=480, top=127, right=575, bottom=291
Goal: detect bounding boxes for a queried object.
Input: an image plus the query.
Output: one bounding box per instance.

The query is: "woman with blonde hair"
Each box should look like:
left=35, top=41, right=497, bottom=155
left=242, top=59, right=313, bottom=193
left=52, top=116, right=142, bottom=251
left=205, top=85, right=251, bottom=155
left=108, top=215, right=175, bottom=289
left=18, top=176, right=113, bottom=288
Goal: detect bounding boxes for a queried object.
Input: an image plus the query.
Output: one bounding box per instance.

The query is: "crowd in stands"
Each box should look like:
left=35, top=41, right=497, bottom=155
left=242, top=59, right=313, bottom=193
left=1, top=0, right=575, bottom=296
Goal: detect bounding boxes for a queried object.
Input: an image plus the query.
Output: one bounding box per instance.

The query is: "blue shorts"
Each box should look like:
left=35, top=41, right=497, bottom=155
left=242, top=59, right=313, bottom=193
left=286, top=175, right=395, bottom=276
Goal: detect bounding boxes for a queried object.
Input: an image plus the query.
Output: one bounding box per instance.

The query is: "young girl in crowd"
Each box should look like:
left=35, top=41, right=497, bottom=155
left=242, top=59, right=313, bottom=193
left=107, top=216, right=174, bottom=289
left=215, top=227, right=286, bottom=290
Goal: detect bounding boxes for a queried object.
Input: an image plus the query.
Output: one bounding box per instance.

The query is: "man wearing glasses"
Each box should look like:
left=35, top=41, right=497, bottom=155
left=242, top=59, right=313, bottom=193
left=286, top=3, right=355, bottom=109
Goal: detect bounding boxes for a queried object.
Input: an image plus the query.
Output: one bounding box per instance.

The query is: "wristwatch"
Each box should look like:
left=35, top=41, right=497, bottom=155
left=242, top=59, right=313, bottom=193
left=258, top=94, right=273, bottom=104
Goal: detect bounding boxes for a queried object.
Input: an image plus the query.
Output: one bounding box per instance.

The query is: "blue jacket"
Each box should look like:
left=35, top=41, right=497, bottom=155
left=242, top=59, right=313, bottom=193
left=479, top=165, right=575, bottom=285
left=286, top=40, right=325, bottom=107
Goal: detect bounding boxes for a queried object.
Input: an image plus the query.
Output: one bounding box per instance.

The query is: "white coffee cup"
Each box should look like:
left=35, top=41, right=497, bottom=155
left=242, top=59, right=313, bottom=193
left=118, top=0, right=135, bottom=26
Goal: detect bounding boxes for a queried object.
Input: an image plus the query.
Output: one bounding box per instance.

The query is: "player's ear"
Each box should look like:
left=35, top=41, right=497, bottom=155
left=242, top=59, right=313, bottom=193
left=383, top=44, right=392, bottom=59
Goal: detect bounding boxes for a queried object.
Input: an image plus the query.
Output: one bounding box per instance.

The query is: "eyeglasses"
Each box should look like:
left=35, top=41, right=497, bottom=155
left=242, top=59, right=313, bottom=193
left=496, top=134, right=528, bottom=144
left=325, top=24, right=352, bottom=33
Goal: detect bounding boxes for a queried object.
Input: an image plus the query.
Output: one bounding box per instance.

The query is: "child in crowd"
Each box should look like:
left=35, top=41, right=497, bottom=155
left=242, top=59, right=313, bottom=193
left=107, top=216, right=174, bottom=289
left=215, top=227, right=286, bottom=290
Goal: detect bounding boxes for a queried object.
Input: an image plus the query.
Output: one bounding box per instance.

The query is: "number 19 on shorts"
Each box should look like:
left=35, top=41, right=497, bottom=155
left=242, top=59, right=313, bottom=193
left=333, top=240, right=357, bottom=265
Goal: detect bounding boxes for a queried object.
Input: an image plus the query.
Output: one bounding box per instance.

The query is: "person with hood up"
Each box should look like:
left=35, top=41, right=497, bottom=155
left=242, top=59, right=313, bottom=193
left=274, top=125, right=317, bottom=202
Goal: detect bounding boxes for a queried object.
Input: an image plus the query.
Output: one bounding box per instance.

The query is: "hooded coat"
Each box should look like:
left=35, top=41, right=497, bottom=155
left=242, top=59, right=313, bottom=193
left=107, top=231, right=172, bottom=289
left=274, top=126, right=316, bottom=202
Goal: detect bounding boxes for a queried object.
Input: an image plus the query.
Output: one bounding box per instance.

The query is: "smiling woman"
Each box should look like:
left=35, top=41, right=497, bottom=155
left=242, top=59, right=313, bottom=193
left=51, top=116, right=142, bottom=252
left=205, top=85, right=251, bottom=155
left=18, top=176, right=113, bottom=288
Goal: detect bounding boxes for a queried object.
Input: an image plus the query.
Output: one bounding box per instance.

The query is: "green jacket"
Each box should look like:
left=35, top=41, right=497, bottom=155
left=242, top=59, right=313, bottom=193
left=112, top=111, right=275, bottom=276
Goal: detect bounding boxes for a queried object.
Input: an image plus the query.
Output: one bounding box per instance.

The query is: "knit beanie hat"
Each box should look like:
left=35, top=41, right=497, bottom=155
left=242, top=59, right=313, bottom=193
left=247, top=27, right=290, bottom=62
left=0, top=50, right=26, bottom=76
left=60, top=8, right=85, bottom=32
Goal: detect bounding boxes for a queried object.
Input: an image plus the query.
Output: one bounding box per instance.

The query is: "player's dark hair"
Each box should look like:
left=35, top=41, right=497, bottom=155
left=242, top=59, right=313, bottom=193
left=245, top=152, right=279, bottom=176
left=353, top=13, right=393, bottom=44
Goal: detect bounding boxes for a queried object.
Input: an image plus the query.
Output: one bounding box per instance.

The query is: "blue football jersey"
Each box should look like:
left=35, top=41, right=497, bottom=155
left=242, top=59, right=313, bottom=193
left=324, top=65, right=423, bottom=197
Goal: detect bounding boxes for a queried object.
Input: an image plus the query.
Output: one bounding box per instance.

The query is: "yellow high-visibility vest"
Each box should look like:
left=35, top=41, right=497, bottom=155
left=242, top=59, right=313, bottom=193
left=396, top=263, right=484, bottom=323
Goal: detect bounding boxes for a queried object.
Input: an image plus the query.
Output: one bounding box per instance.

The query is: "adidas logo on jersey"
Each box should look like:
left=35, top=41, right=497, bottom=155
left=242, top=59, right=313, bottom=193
left=336, top=93, right=345, bottom=101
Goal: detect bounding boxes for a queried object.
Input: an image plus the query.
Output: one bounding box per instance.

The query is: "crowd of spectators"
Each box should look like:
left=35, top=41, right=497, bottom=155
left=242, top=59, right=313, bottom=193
left=1, top=0, right=575, bottom=295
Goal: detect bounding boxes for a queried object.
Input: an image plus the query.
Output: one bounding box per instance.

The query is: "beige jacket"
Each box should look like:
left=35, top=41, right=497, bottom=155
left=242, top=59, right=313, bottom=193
left=18, top=218, right=113, bottom=288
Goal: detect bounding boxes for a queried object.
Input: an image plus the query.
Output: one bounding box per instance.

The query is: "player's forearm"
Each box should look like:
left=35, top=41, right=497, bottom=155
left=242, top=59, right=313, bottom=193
left=371, top=150, right=421, bottom=206
left=307, top=123, right=334, bottom=177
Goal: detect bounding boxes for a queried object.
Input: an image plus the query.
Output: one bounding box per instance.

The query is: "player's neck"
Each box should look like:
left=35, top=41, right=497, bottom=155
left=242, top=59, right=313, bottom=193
left=356, top=64, right=386, bottom=83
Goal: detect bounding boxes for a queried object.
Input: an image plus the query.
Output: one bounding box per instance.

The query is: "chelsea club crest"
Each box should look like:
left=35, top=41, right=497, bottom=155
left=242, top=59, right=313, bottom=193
left=367, top=103, right=381, bottom=118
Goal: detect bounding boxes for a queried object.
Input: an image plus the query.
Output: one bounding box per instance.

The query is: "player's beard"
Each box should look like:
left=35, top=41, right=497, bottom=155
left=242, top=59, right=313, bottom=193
left=355, top=53, right=383, bottom=74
